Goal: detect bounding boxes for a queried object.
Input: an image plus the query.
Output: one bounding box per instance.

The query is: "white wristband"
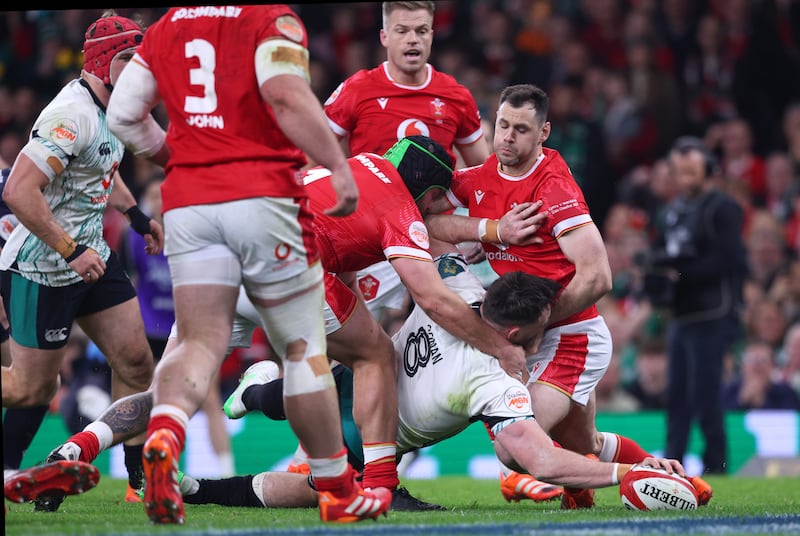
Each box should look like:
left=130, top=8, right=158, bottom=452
left=477, top=218, right=488, bottom=242
left=611, top=462, right=619, bottom=485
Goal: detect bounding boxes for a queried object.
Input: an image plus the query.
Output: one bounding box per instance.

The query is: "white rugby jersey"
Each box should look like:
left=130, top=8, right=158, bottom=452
left=392, top=253, right=532, bottom=453
left=0, top=78, right=118, bottom=286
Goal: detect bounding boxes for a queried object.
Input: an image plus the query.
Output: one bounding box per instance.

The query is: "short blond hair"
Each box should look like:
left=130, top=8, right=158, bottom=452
left=382, top=1, right=435, bottom=29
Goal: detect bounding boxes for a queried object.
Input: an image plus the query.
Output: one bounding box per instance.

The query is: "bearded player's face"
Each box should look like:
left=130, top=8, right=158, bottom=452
left=494, top=102, right=549, bottom=173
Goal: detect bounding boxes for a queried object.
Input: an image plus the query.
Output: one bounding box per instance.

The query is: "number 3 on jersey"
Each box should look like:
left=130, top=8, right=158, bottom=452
left=184, top=39, right=217, bottom=114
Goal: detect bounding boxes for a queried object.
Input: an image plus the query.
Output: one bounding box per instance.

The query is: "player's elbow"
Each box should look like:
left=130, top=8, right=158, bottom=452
left=596, top=269, right=613, bottom=297
left=584, top=263, right=613, bottom=299
left=106, top=108, right=135, bottom=138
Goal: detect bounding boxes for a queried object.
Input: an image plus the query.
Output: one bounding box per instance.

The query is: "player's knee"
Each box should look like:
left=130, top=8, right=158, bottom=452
left=117, top=348, right=155, bottom=391
left=8, top=377, right=59, bottom=406
left=283, top=354, right=335, bottom=396
left=373, top=332, right=396, bottom=365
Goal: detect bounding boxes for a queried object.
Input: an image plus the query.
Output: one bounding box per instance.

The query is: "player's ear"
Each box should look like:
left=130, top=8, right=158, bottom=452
left=504, top=325, right=520, bottom=342
left=539, top=122, right=551, bottom=144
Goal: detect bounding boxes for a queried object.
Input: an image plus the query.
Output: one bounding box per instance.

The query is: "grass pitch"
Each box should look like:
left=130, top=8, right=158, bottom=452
left=4, top=475, right=800, bottom=535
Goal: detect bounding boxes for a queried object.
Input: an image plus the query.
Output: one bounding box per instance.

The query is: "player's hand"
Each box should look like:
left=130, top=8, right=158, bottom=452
left=144, top=219, right=164, bottom=255
left=459, top=242, right=486, bottom=264
left=498, top=201, right=546, bottom=245
left=497, top=345, right=529, bottom=384
left=68, top=246, right=106, bottom=283
left=637, top=457, right=687, bottom=478
left=324, top=162, right=359, bottom=217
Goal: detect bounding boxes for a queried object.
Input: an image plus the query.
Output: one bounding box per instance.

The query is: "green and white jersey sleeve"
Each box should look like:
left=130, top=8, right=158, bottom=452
left=0, top=79, right=122, bottom=287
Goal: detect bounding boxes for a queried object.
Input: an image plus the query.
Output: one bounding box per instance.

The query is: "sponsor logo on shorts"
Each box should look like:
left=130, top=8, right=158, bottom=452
left=44, top=327, right=68, bottom=343
left=275, top=243, right=291, bottom=260
left=503, top=386, right=530, bottom=413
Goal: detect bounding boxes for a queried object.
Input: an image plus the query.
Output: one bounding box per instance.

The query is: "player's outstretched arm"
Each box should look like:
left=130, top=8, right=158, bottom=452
left=426, top=201, right=545, bottom=247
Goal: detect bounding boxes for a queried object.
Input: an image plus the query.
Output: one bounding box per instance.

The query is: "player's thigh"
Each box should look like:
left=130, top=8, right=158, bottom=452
left=246, top=266, right=327, bottom=361
left=75, top=257, right=153, bottom=378
left=325, top=276, right=392, bottom=366
left=548, top=390, right=600, bottom=454
left=530, top=317, right=612, bottom=407
left=5, top=338, right=65, bottom=396
left=1, top=270, right=82, bottom=395
left=78, top=298, right=152, bottom=372
left=172, top=284, right=239, bottom=360
left=528, top=381, right=572, bottom=434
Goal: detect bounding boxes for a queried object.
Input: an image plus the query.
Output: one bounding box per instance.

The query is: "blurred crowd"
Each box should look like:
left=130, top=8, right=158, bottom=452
left=2, top=0, right=800, bottom=415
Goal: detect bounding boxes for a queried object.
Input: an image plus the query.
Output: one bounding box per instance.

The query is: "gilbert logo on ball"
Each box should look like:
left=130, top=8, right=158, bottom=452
left=620, top=465, right=698, bottom=511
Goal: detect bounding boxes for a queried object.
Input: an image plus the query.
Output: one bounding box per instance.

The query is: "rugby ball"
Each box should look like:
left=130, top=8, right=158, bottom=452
left=620, top=465, right=698, bottom=511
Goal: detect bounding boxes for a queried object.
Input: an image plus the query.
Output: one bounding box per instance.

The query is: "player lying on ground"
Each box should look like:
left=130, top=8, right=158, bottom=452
left=179, top=243, right=710, bottom=509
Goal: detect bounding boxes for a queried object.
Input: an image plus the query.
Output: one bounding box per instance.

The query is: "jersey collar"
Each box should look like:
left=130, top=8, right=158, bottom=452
left=382, top=62, right=432, bottom=90
left=79, top=78, right=106, bottom=113
left=497, top=152, right=545, bottom=181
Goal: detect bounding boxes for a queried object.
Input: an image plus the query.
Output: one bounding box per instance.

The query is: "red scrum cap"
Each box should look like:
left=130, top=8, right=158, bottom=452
left=83, top=15, right=144, bottom=86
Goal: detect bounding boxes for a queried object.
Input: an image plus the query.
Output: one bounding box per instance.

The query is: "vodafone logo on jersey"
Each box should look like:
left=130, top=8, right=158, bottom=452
left=408, top=221, right=430, bottom=249
left=396, top=119, right=430, bottom=140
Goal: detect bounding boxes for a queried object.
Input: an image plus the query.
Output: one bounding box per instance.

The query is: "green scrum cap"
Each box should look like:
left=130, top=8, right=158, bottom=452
left=383, top=135, right=454, bottom=200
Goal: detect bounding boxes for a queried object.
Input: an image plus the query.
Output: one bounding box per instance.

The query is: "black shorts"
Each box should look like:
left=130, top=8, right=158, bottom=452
left=0, top=251, right=137, bottom=350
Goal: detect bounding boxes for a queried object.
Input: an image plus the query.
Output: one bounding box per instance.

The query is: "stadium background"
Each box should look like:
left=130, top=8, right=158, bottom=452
left=3, top=1, right=800, bottom=479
